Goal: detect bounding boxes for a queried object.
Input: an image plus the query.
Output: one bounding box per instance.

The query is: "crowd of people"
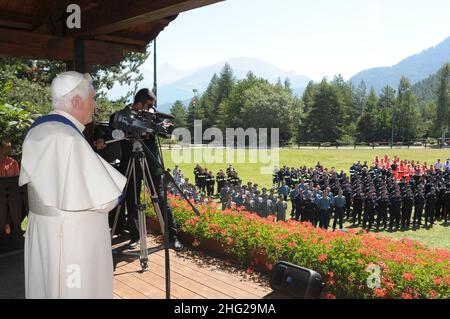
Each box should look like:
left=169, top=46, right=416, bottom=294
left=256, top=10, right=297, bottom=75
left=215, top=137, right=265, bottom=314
left=170, top=156, right=450, bottom=232
left=372, top=155, right=450, bottom=181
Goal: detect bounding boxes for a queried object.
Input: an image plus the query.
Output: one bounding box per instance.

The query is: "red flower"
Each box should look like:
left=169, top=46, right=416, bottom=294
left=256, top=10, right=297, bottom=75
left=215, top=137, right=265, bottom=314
left=288, top=242, right=297, bottom=248
left=433, top=277, right=443, bottom=285
left=373, top=288, right=388, bottom=298
left=318, top=253, right=328, bottom=262
left=401, top=293, right=412, bottom=299
left=324, top=293, right=336, bottom=299
left=246, top=267, right=254, bottom=274
left=402, top=272, right=416, bottom=281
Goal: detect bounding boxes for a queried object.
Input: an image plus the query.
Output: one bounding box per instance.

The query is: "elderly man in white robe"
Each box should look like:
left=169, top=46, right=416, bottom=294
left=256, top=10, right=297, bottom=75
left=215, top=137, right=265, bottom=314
left=19, top=71, right=127, bottom=299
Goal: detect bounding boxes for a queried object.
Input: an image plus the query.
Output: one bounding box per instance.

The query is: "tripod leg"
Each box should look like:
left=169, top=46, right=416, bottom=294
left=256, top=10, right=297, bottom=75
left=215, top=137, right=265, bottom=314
left=142, top=158, right=166, bottom=235
left=142, top=153, right=171, bottom=299
left=111, top=158, right=133, bottom=239
left=138, top=158, right=149, bottom=271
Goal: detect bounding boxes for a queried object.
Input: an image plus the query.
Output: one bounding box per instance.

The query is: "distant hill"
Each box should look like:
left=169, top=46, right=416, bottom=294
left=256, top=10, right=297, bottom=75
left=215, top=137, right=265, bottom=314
left=412, top=72, right=440, bottom=104
left=107, top=57, right=312, bottom=112
left=350, top=36, right=450, bottom=92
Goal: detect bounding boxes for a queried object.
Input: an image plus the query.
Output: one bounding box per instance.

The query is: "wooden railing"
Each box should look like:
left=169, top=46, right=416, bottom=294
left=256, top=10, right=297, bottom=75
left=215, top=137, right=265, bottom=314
left=0, top=176, right=27, bottom=249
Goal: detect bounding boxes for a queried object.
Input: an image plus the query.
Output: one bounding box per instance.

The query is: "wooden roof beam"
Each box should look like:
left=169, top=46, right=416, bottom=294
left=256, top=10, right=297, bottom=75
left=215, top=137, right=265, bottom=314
left=0, top=13, right=40, bottom=30
left=68, top=0, right=223, bottom=37
left=0, top=27, right=139, bottom=67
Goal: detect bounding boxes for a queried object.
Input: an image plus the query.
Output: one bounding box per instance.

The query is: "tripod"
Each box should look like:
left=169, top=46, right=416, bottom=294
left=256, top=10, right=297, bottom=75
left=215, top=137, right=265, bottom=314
left=111, top=137, right=199, bottom=299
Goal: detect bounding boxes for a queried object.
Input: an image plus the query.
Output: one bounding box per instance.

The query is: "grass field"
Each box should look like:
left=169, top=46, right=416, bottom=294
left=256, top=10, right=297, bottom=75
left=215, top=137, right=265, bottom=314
left=162, top=147, right=450, bottom=250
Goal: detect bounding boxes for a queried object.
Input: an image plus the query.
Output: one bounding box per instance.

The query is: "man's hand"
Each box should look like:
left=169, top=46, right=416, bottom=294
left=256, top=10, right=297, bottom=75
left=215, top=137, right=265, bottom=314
left=94, top=138, right=107, bottom=150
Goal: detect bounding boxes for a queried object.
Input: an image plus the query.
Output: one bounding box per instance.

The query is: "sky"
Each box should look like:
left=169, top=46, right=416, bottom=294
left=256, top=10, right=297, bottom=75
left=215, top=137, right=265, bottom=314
left=141, top=0, right=450, bottom=82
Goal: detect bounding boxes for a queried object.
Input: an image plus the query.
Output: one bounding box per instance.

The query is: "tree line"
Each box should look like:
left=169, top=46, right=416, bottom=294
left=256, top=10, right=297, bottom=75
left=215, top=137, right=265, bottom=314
left=170, top=63, right=450, bottom=146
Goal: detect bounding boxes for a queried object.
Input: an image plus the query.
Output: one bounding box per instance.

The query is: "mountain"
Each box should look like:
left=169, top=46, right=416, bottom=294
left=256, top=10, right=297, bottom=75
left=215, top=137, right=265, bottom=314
left=107, top=57, right=312, bottom=112
left=155, top=57, right=311, bottom=111
left=412, top=72, right=440, bottom=104
left=350, top=36, right=450, bottom=92
left=156, top=64, right=195, bottom=86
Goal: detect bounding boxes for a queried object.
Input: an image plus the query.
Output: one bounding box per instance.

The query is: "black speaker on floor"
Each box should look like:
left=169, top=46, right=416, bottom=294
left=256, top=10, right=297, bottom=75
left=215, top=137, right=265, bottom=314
left=269, top=261, right=324, bottom=299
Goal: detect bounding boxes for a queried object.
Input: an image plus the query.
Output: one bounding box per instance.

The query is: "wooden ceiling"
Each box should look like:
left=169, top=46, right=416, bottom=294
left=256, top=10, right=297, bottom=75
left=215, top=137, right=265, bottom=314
left=0, top=0, right=223, bottom=70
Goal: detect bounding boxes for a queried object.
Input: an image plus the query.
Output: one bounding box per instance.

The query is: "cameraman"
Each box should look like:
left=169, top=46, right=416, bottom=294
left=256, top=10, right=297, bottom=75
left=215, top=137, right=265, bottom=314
left=95, top=89, right=183, bottom=251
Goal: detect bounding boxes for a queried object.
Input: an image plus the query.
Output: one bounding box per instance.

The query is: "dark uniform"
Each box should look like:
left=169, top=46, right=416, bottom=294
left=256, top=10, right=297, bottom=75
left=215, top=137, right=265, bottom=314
left=437, top=185, right=447, bottom=219
left=389, top=194, right=403, bottom=230
left=413, top=190, right=425, bottom=227
left=332, top=195, right=346, bottom=230
left=206, top=173, right=215, bottom=197
left=352, top=192, right=364, bottom=225
left=302, top=197, right=316, bottom=223
left=343, top=185, right=352, bottom=219
left=294, top=193, right=304, bottom=221
left=443, top=187, right=450, bottom=222
left=376, top=194, right=389, bottom=230
left=216, top=173, right=226, bottom=194
left=425, top=191, right=437, bottom=227
left=401, top=192, right=414, bottom=228
left=194, top=165, right=201, bottom=188
left=363, top=195, right=376, bottom=231
left=197, top=170, right=206, bottom=193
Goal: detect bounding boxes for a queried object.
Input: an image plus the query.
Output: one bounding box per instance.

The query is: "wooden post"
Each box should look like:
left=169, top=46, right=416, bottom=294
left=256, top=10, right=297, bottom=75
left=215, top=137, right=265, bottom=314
left=74, top=38, right=85, bottom=73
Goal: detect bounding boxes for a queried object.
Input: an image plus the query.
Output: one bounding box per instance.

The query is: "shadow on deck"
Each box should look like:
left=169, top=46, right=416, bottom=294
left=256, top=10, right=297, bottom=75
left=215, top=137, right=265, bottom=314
left=0, top=234, right=275, bottom=299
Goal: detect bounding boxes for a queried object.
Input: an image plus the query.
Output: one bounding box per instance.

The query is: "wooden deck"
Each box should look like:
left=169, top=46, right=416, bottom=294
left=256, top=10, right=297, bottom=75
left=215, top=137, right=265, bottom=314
left=112, top=235, right=272, bottom=299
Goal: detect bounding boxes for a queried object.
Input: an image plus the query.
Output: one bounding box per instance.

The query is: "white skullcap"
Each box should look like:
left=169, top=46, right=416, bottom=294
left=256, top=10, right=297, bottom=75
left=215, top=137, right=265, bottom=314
left=51, top=71, right=93, bottom=100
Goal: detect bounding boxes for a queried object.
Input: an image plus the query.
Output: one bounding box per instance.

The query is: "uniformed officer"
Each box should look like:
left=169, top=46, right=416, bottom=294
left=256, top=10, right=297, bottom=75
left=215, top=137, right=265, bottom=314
left=289, top=185, right=299, bottom=219
left=401, top=189, right=414, bottom=229
left=216, top=169, right=226, bottom=194
left=206, top=170, right=215, bottom=197
left=413, top=187, right=425, bottom=228
left=274, top=195, right=287, bottom=222
left=197, top=168, right=207, bottom=193
left=244, top=194, right=256, bottom=213
left=376, top=190, right=390, bottom=230
left=352, top=190, right=364, bottom=225
left=389, top=190, right=403, bottom=230
left=194, top=164, right=201, bottom=188
left=332, top=189, right=346, bottom=230
left=363, top=191, right=376, bottom=231
left=424, top=188, right=437, bottom=228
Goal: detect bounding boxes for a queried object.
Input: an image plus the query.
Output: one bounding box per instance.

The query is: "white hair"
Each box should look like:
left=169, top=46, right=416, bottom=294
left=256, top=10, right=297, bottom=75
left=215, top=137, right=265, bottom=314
left=52, top=77, right=94, bottom=112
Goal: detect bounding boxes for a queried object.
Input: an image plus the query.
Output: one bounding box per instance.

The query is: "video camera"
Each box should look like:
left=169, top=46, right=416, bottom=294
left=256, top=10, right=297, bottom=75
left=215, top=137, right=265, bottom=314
left=111, top=106, right=175, bottom=139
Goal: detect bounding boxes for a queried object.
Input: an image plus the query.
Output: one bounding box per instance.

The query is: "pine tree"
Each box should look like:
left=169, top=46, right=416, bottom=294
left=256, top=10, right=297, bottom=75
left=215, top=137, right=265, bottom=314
left=433, top=63, right=450, bottom=137
left=170, top=100, right=188, bottom=128
left=302, top=79, right=344, bottom=143
left=186, top=97, right=204, bottom=136
left=395, top=77, right=419, bottom=142
left=376, top=85, right=396, bottom=142
left=356, top=88, right=378, bottom=142
left=355, top=80, right=367, bottom=116
left=200, top=64, right=235, bottom=128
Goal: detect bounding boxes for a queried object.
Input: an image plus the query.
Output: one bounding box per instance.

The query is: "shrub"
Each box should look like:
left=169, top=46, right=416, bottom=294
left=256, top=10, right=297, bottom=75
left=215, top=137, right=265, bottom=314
left=149, top=194, right=450, bottom=299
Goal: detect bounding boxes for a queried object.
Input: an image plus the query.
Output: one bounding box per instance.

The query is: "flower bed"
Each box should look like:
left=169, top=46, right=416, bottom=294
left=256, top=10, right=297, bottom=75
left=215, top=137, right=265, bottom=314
left=147, top=195, right=450, bottom=299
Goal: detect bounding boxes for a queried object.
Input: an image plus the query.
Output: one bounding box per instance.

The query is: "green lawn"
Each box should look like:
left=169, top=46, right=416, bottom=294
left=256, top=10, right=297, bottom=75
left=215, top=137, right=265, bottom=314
left=162, top=147, right=450, bottom=250
left=163, top=147, right=449, bottom=189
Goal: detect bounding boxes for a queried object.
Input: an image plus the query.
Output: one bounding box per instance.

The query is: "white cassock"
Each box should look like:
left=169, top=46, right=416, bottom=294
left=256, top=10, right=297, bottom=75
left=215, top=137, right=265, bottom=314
left=19, top=110, right=127, bottom=299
